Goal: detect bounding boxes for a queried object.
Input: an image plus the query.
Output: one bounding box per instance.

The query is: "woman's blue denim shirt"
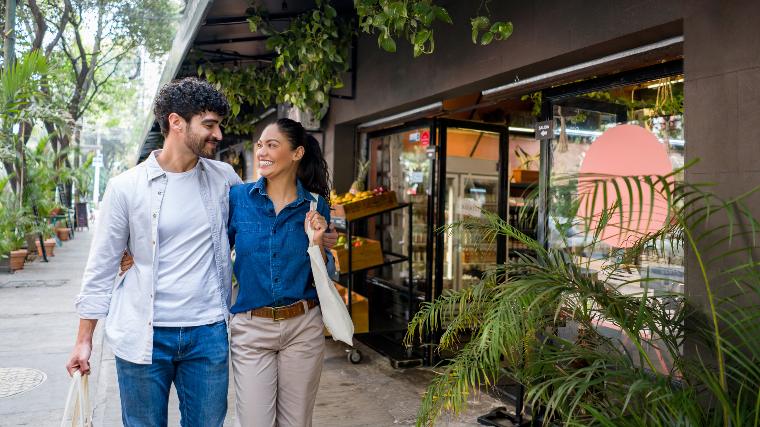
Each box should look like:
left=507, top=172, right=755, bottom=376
left=228, top=177, right=335, bottom=312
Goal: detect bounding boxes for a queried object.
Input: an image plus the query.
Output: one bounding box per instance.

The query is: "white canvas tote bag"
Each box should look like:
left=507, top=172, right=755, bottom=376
left=60, top=370, right=92, bottom=427
left=306, top=193, right=354, bottom=346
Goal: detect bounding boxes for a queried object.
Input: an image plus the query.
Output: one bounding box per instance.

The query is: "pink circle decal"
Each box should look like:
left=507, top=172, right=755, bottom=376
left=577, top=124, right=672, bottom=248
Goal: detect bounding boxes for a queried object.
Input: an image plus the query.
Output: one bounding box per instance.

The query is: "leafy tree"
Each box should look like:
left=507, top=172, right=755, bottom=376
left=14, top=0, right=181, bottom=203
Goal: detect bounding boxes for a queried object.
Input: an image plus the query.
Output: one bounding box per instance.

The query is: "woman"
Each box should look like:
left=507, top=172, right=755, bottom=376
left=227, top=118, right=333, bottom=427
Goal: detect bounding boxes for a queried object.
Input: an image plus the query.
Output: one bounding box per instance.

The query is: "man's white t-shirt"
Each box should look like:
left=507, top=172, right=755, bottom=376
left=153, top=164, right=225, bottom=326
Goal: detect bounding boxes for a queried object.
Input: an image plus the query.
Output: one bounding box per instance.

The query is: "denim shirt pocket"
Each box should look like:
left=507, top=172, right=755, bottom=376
left=236, top=222, right=269, bottom=255
left=285, top=222, right=310, bottom=258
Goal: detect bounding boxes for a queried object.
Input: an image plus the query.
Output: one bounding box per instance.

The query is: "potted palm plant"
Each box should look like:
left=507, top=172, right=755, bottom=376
left=406, top=162, right=760, bottom=426
left=34, top=222, right=56, bottom=257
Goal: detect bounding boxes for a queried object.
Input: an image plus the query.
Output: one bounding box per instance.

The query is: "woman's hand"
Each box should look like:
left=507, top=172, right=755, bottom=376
left=305, top=211, right=328, bottom=246
left=119, top=250, right=134, bottom=276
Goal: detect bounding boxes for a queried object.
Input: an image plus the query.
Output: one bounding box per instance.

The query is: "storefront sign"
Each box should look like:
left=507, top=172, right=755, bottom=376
left=420, top=130, right=430, bottom=146
left=535, top=121, right=554, bottom=140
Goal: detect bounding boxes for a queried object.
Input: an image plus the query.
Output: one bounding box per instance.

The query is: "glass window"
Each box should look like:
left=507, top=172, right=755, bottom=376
left=368, top=127, right=432, bottom=294
left=548, top=76, right=685, bottom=298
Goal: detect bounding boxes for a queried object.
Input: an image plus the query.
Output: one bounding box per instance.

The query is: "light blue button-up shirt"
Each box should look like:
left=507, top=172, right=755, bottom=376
left=75, top=150, right=242, bottom=364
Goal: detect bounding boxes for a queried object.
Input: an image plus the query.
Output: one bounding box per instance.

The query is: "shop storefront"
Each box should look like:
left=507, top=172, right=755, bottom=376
left=136, top=0, right=760, bottom=373
left=333, top=51, right=685, bottom=365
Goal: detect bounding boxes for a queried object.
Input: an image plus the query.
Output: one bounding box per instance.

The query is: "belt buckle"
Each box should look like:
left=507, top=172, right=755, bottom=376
left=272, top=307, right=287, bottom=321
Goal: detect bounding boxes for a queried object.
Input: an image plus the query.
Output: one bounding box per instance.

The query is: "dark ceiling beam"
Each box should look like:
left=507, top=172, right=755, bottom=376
left=204, top=56, right=274, bottom=64
left=194, top=35, right=269, bottom=46
left=194, top=48, right=275, bottom=61
left=203, top=11, right=305, bottom=26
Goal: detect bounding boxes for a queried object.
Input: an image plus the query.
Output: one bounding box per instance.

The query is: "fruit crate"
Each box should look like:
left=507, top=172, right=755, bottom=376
left=512, top=169, right=539, bottom=184
left=324, top=282, right=369, bottom=335
left=331, top=235, right=384, bottom=272
left=332, top=191, right=398, bottom=221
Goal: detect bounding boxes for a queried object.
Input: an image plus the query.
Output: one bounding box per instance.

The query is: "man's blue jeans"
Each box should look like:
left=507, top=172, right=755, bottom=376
left=114, top=321, right=228, bottom=427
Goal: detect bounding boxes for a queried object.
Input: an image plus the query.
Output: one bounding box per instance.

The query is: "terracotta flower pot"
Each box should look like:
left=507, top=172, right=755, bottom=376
left=56, top=227, right=71, bottom=241
left=10, top=249, right=28, bottom=271
left=36, top=239, right=57, bottom=257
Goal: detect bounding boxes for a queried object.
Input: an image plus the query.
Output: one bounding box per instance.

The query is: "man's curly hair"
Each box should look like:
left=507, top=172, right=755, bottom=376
left=153, top=77, right=231, bottom=137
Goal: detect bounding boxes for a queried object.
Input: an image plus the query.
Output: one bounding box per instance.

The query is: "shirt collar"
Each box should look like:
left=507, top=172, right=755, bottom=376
left=145, top=150, right=206, bottom=181
left=249, top=177, right=316, bottom=203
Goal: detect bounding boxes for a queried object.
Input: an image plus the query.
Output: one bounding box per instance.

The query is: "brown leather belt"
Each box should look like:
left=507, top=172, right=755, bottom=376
left=249, top=299, right=318, bottom=321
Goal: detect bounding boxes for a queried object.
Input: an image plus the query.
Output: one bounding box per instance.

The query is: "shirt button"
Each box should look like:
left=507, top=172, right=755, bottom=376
left=274, top=278, right=279, bottom=283
left=273, top=253, right=277, bottom=258
left=148, top=321, right=152, bottom=325
left=152, top=213, right=157, bottom=218
left=158, top=191, right=162, bottom=195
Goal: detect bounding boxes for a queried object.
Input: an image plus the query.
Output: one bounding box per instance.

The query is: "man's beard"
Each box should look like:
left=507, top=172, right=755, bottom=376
left=186, top=129, right=218, bottom=159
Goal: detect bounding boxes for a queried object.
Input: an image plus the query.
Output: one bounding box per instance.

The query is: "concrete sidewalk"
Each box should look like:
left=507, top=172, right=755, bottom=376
left=0, top=229, right=106, bottom=426
left=0, top=229, right=505, bottom=426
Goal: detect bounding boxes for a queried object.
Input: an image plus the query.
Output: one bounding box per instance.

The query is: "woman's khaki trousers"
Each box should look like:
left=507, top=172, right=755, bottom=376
left=230, top=304, right=325, bottom=427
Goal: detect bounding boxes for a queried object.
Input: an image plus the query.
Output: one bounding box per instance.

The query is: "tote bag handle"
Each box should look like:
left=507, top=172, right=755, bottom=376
left=60, top=370, right=92, bottom=427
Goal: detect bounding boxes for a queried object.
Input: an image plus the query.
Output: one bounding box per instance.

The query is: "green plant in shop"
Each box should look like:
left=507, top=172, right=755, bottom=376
left=405, top=161, right=760, bottom=426
left=521, top=91, right=542, bottom=117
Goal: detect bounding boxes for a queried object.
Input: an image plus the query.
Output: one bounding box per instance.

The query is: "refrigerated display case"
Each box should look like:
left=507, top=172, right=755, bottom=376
left=442, top=173, right=499, bottom=291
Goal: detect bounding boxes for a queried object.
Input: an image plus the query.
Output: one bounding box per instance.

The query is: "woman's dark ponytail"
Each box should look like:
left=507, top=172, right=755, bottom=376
left=275, top=118, right=331, bottom=201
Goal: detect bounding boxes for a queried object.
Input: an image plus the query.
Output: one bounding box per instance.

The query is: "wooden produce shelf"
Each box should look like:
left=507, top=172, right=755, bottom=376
left=332, top=191, right=398, bottom=221
left=331, top=236, right=384, bottom=272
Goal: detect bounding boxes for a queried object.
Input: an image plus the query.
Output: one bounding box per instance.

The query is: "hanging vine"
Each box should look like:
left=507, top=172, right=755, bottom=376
left=470, top=0, right=513, bottom=45
left=198, top=0, right=351, bottom=133
left=197, top=0, right=514, bottom=135
left=355, top=0, right=512, bottom=56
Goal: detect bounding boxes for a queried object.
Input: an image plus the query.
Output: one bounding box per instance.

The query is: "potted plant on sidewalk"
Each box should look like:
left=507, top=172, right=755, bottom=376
left=0, top=180, right=31, bottom=272
left=406, top=162, right=760, bottom=426
left=34, top=222, right=56, bottom=257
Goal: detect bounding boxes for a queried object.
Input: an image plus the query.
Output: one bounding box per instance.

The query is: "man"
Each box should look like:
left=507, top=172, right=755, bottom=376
left=65, top=77, right=337, bottom=426
left=66, top=77, right=236, bottom=426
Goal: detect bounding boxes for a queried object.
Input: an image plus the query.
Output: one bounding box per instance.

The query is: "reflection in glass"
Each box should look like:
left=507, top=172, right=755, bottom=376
left=548, top=77, right=685, bottom=296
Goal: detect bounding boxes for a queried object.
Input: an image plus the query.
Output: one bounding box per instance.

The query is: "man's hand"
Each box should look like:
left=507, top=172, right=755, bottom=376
left=323, top=224, right=338, bottom=250
left=119, top=250, right=134, bottom=276
left=65, top=319, right=98, bottom=376
left=66, top=342, right=93, bottom=375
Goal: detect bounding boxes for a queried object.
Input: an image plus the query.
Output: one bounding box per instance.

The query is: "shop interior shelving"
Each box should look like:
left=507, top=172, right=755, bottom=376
left=334, top=202, right=425, bottom=368
left=507, top=181, right=538, bottom=260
